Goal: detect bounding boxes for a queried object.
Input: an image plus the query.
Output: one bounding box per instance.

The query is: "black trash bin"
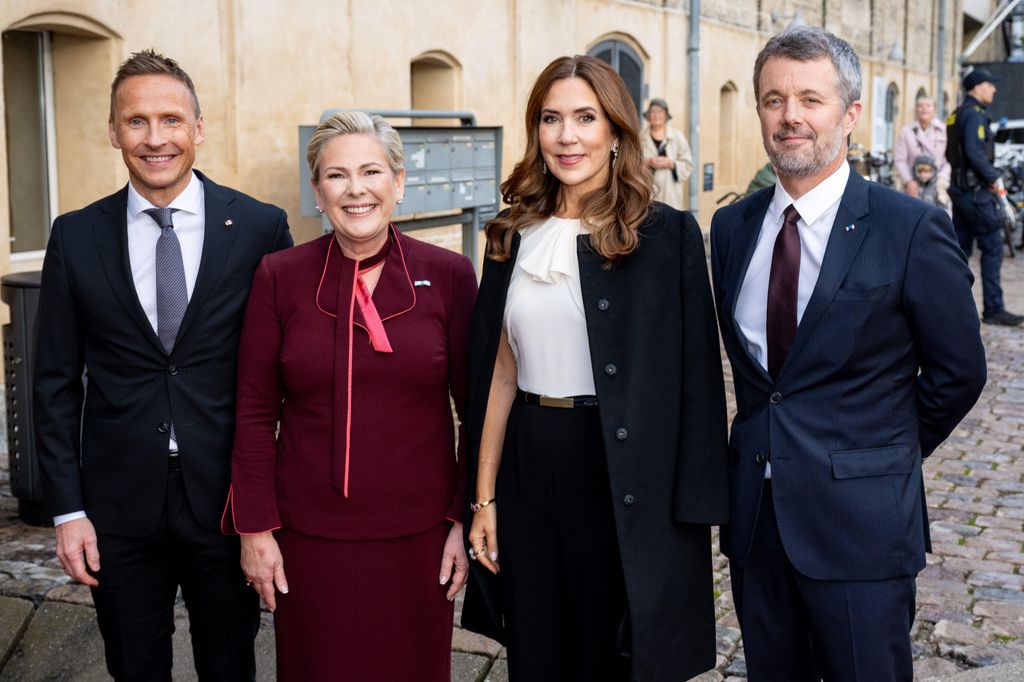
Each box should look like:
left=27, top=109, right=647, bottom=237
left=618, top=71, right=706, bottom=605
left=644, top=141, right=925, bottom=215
left=1, top=271, right=50, bottom=526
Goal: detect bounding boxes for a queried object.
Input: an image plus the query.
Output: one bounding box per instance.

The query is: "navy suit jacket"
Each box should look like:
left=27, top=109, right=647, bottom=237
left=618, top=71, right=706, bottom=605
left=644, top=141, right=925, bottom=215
left=710, top=169, right=986, bottom=581
left=33, top=171, right=293, bottom=536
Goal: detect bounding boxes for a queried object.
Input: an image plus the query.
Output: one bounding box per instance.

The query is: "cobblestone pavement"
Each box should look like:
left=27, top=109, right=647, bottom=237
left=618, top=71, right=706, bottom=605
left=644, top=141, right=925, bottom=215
left=1, top=249, right=1023, bottom=681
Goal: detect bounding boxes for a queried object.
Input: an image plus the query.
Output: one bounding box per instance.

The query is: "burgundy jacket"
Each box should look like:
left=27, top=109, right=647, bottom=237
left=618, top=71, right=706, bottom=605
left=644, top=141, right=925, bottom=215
left=223, top=228, right=477, bottom=540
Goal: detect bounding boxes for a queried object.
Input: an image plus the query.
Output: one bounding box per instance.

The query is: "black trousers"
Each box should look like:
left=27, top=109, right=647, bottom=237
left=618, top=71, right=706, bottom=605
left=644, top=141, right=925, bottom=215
left=497, top=399, right=629, bottom=682
left=731, top=482, right=915, bottom=682
left=90, top=459, right=260, bottom=681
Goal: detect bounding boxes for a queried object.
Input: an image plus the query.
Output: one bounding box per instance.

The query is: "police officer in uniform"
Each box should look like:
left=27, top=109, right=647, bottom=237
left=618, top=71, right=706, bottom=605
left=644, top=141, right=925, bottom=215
left=946, top=68, right=1023, bottom=326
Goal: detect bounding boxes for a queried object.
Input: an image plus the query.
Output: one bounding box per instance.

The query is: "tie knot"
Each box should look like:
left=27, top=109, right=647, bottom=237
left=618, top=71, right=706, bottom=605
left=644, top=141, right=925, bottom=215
left=144, top=207, right=178, bottom=230
left=783, top=204, right=801, bottom=227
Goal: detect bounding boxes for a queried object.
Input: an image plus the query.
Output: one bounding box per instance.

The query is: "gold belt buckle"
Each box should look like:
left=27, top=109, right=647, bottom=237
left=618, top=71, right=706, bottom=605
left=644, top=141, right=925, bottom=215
left=538, top=395, right=575, bottom=408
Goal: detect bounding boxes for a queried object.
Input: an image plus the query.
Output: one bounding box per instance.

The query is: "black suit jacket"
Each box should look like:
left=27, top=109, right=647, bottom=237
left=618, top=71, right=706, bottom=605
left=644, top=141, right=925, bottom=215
left=462, top=203, right=729, bottom=681
left=711, top=170, right=986, bottom=580
left=33, top=171, right=293, bottom=536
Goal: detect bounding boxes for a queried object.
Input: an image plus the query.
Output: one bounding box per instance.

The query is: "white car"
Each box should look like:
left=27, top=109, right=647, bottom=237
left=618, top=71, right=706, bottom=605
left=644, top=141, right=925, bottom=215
left=993, top=118, right=1024, bottom=169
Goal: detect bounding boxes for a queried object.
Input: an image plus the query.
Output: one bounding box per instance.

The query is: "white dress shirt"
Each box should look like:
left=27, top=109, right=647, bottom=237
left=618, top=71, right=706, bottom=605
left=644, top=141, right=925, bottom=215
left=504, top=215, right=597, bottom=397
left=54, top=173, right=206, bottom=526
left=733, top=161, right=849, bottom=478
left=735, top=161, right=849, bottom=370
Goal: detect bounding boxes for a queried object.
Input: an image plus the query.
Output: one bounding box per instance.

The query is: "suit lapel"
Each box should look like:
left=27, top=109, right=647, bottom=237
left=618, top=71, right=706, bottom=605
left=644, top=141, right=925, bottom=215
left=780, top=170, right=871, bottom=376
left=726, top=190, right=774, bottom=386
left=92, top=187, right=166, bottom=354
left=176, top=171, right=240, bottom=344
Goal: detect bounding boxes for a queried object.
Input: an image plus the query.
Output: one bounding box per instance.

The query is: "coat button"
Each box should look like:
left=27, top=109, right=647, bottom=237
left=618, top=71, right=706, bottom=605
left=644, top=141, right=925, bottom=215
left=157, top=422, right=170, bottom=434
left=597, top=299, right=610, bottom=311
left=168, top=364, right=178, bottom=375
left=604, top=363, right=617, bottom=376
left=770, top=392, right=782, bottom=404
left=755, top=451, right=766, bottom=464
left=616, top=427, right=628, bottom=440
left=623, top=494, right=635, bottom=506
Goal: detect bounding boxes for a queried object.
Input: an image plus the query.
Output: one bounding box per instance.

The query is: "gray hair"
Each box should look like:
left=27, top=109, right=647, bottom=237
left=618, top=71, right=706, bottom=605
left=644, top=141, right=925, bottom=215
left=307, top=111, right=404, bottom=181
left=753, top=25, right=862, bottom=112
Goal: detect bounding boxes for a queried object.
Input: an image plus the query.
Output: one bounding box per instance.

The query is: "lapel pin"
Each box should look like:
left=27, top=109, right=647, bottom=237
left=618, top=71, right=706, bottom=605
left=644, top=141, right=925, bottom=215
left=844, top=223, right=856, bottom=232
left=224, top=219, right=234, bottom=227
left=414, top=280, right=431, bottom=287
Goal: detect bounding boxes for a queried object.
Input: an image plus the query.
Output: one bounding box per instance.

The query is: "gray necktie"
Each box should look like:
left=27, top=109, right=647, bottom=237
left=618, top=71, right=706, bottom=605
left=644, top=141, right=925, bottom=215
left=145, top=207, right=187, bottom=354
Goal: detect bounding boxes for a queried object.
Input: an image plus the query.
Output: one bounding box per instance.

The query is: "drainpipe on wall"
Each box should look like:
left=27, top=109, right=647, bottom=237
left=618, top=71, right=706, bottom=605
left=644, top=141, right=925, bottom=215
left=688, top=0, right=701, bottom=220
left=937, top=0, right=947, bottom=116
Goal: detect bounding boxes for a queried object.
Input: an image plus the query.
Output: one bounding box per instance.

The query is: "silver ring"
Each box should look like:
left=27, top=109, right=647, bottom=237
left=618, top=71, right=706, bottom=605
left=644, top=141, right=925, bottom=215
left=468, top=548, right=477, bottom=560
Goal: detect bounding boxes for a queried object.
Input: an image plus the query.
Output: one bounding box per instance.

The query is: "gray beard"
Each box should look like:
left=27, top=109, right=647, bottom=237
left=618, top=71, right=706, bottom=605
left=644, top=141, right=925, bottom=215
left=767, top=126, right=845, bottom=178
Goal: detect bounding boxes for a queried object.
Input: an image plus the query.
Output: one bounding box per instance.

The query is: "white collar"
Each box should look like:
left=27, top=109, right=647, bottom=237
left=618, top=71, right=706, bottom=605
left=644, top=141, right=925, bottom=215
left=768, top=160, right=849, bottom=227
left=127, top=171, right=203, bottom=219
left=517, top=215, right=583, bottom=284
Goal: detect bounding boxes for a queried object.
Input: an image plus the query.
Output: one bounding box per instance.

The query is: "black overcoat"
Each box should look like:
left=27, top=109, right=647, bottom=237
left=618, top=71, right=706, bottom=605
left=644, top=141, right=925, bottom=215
left=461, top=202, right=730, bottom=681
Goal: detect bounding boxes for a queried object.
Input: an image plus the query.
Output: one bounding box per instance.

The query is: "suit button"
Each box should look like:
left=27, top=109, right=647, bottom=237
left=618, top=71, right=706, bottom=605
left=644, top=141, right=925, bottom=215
left=604, top=363, right=617, bottom=376
left=168, top=364, right=178, bottom=375
left=770, top=392, right=782, bottom=404
left=615, top=427, right=628, bottom=441
left=597, top=299, right=610, bottom=311
left=623, top=494, right=635, bottom=506
left=755, top=451, right=766, bottom=464
left=157, top=422, right=170, bottom=434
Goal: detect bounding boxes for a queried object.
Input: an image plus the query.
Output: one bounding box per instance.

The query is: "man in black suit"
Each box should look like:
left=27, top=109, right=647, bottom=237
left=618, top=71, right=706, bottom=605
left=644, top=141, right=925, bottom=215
left=33, top=50, right=292, bottom=680
left=710, top=27, right=986, bottom=680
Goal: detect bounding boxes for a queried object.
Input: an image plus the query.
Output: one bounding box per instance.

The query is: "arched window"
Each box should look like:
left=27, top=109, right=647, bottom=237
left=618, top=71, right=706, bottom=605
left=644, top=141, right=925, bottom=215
left=718, top=82, right=739, bottom=184
left=3, top=13, right=117, bottom=261
left=588, top=40, right=644, bottom=118
left=410, top=51, right=462, bottom=127
left=884, top=83, right=899, bottom=150
left=915, top=87, right=928, bottom=101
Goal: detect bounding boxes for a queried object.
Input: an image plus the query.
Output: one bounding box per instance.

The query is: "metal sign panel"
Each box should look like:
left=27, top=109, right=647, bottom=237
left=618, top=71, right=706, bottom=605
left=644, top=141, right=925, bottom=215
left=299, top=124, right=502, bottom=219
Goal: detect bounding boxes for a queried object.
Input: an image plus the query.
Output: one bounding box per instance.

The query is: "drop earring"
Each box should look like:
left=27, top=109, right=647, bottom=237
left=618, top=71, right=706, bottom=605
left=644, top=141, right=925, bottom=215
left=542, top=160, right=548, bottom=175
left=316, top=205, right=323, bottom=214
left=611, top=143, right=619, bottom=167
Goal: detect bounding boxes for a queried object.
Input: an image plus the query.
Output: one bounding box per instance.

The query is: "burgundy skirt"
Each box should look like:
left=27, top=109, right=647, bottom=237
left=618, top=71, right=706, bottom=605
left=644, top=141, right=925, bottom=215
left=273, top=522, right=455, bottom=681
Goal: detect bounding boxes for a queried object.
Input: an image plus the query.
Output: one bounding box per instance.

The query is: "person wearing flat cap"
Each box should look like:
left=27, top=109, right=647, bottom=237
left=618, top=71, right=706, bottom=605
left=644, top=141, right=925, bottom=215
left=642, top=98, right=693, bottom=210
left=946, top=67, right=1023, bottom=326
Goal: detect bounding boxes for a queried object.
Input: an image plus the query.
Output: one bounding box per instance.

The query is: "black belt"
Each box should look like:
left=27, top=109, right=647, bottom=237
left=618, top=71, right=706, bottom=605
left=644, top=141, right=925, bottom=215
left=519, top=390, right=598, bottom=408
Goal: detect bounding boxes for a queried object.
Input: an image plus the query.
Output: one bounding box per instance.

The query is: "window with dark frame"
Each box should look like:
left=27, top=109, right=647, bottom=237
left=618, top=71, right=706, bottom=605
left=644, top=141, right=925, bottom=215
left=3, top=29, right=54, bottom=254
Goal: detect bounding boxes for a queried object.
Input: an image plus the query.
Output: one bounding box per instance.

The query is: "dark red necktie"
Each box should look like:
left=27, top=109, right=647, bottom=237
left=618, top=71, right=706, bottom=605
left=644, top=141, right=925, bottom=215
left=766, top=204, right=801, bottom=379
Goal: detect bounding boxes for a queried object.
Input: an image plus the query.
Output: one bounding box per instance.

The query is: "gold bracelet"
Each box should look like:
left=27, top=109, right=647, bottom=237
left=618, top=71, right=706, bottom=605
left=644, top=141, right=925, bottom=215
left=470, top=497, right=496, bottom=513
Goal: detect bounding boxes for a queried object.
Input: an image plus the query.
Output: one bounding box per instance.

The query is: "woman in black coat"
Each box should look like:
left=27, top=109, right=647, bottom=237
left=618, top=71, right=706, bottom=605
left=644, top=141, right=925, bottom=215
left=461, top=55, right=730, bottom=681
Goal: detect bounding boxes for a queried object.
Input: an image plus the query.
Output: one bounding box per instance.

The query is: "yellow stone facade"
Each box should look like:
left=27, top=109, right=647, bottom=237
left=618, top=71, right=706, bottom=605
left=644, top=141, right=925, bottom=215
left=0, top=0, right=983, bottom=282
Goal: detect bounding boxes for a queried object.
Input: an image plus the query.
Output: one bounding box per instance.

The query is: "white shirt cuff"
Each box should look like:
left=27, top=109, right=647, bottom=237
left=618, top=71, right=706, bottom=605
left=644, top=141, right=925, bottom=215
left=54, top=511, right=87, bottom=526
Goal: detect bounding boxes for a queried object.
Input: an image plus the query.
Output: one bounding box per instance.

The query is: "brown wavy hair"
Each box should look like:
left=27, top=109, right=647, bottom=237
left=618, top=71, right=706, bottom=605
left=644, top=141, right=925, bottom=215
left=486, top=55, right=652, bottom=263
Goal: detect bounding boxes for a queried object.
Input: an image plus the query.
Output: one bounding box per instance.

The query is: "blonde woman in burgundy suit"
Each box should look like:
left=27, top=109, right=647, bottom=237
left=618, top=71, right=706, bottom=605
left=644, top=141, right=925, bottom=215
left=223, top=112, right=477, bottom=680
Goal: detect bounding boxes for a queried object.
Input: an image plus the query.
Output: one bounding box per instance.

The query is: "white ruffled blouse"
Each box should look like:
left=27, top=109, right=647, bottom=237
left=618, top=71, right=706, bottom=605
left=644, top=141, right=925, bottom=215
left=503, top=215, right=596, bottom=397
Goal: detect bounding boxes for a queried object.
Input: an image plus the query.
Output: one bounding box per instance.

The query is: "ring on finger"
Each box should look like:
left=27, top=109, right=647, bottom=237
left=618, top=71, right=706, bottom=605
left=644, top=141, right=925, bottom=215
left=468, top=548, right=477, bottom=560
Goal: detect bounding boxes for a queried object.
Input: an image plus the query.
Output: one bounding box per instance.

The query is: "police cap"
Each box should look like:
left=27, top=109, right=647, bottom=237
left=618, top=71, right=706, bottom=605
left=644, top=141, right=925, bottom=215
left=963, top=68, right=1000, bottom=91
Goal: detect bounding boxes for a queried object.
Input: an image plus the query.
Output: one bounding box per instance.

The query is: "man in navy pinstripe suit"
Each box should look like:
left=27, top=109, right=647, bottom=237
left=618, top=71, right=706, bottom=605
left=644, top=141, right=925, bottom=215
left=711, top=27, right=986, bottom=681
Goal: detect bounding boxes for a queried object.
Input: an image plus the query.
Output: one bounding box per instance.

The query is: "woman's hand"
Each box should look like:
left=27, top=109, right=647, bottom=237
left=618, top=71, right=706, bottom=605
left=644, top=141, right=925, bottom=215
left=468, top=505, right=500, bottom=575
left=240, top=531, right=288, bottom=612
left=439, top=522, right=470, bottom=601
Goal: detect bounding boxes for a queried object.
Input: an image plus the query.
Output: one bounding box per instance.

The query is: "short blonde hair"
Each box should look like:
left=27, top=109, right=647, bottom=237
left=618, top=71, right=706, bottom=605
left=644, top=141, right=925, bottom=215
left=306, top=112, right=404, bottom=181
